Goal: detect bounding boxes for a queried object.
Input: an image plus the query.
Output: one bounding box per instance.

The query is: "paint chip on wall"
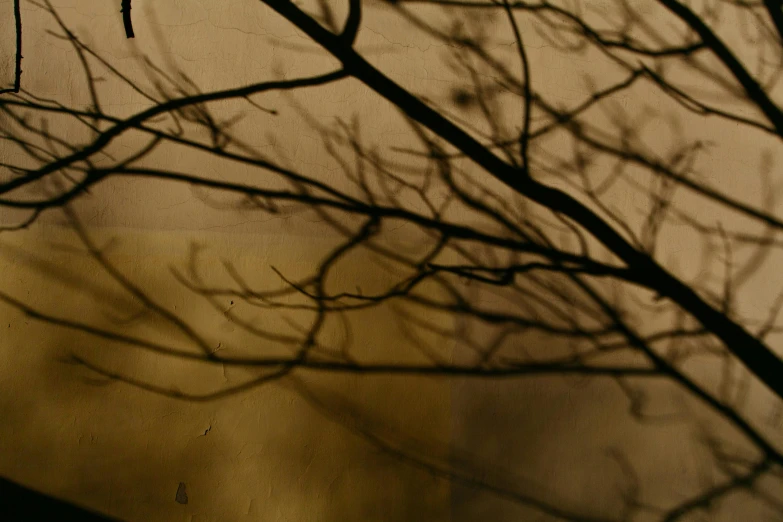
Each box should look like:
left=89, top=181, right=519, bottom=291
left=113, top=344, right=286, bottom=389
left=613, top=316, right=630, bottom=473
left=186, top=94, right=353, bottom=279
left=175, top=482, right=188, bottom=505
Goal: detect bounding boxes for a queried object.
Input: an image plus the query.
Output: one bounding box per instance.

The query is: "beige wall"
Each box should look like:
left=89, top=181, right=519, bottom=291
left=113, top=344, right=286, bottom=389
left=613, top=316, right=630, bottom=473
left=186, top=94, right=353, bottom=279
left=0, top=224, right=453, bottom=521
left=1, top=1, right=781, bottom=520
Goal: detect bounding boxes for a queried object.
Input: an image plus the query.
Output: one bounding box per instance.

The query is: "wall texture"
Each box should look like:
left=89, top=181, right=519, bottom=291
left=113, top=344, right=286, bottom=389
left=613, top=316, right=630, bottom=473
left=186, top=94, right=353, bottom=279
left=1, top=1, right=781, bottom=521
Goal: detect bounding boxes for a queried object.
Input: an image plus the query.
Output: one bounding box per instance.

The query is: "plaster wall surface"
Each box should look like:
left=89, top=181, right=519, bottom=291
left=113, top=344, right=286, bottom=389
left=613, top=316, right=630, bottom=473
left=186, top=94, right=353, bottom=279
left=0, top=1, right=781, bottom=521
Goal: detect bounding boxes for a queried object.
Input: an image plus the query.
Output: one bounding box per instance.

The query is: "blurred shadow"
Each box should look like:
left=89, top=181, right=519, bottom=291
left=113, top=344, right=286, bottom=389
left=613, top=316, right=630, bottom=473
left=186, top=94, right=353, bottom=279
left=0, top=475, right=120, bottom=521
left=0, top=1, right=782, bottom=521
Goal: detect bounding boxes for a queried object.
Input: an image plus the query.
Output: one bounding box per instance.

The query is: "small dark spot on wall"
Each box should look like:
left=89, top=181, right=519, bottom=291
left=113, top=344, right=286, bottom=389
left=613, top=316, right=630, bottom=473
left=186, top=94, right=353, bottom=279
left=175, top=482, right=188, bottom=505
left=451, top=88, right=475, bottom=108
